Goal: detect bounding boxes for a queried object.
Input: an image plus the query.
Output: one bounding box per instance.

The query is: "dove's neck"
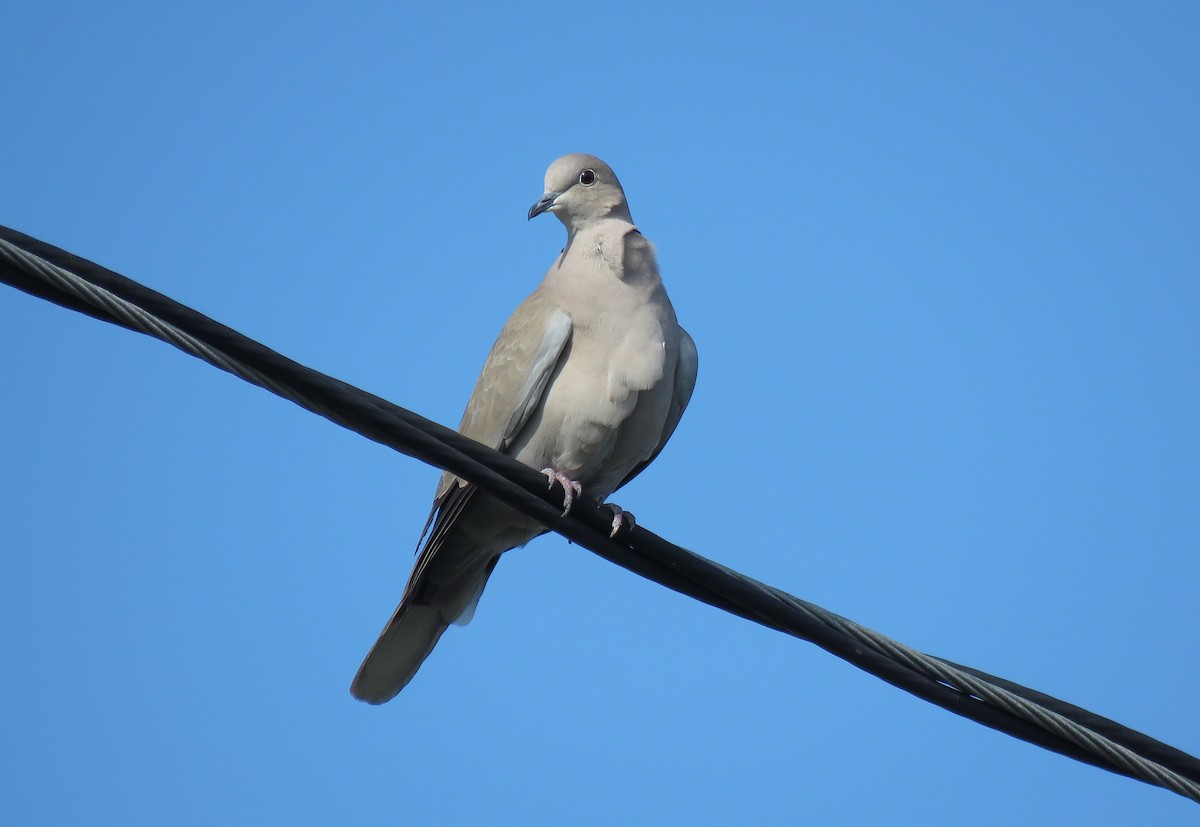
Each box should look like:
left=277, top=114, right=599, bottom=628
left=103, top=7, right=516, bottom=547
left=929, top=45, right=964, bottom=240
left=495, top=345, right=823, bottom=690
left=550, top=219, right=662, bottom=298
left=562, top=210, right=635, bottom=256
left=558, top=201, right=634, bottom=237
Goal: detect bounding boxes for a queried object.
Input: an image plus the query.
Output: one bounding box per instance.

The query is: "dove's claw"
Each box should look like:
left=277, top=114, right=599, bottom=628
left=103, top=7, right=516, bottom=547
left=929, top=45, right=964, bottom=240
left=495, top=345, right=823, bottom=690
left=605, top=503, right=636, bottom=539
left=542, top=468, right=583, bottom=516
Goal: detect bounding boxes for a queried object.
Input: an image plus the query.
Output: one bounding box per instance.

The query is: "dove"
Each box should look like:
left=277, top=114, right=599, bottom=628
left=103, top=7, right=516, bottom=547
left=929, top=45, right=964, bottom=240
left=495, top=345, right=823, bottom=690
left=350, top=154, right=698, bottom=704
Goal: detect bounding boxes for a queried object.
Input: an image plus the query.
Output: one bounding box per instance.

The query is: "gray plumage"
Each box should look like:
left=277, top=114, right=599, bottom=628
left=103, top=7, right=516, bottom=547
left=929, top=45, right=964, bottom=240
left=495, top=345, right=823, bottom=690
left=350, top=154, right=698, bottom=704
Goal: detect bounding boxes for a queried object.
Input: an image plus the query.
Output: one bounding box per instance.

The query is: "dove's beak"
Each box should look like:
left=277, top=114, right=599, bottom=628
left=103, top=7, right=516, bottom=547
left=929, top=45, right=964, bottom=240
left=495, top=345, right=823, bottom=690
left=527, top=191, right=561, bottom=220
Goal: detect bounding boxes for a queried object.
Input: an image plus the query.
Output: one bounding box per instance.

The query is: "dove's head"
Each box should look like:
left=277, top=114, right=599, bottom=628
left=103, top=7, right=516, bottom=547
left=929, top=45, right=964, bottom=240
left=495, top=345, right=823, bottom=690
left=528, top=154, right=633, bottom=229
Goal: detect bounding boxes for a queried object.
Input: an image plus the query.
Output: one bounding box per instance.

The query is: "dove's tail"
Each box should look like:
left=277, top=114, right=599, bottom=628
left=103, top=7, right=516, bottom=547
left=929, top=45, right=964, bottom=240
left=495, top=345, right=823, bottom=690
left=350, top=551, right=500, bottom=704
left=351, top=487, right=545, bottom=704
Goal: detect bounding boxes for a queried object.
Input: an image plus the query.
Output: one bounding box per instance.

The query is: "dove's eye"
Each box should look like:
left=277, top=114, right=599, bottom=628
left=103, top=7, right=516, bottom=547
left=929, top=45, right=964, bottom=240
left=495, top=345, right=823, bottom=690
left=579, top=169, right=596, bottom=186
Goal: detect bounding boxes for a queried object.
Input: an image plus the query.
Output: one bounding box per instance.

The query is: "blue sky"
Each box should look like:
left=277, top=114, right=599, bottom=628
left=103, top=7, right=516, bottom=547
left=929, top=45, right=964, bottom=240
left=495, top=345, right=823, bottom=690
left=2, top=2, right=1198, bottom=824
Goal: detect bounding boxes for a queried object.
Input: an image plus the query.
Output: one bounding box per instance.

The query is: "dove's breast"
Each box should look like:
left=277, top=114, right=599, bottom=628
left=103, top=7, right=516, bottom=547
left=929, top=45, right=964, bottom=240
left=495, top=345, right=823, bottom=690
left=511, top=223, right=682, bottom=500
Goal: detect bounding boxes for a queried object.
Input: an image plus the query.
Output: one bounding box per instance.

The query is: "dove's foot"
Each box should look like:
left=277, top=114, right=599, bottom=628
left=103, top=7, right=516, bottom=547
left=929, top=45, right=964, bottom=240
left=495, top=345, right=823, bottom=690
left=604, top=503, right=636, bottom=539
left=542, top=468, right=583, bottom=516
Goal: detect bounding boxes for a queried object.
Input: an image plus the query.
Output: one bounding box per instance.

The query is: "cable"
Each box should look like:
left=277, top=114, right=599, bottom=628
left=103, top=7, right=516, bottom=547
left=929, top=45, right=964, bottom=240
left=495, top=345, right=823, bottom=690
left=2, top=225, right=1197, bottom=803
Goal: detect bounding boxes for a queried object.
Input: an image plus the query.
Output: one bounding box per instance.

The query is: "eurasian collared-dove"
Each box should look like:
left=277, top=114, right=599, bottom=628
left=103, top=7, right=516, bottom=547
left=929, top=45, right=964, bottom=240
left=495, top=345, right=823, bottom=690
left=350, top=154, right=698, bottom=704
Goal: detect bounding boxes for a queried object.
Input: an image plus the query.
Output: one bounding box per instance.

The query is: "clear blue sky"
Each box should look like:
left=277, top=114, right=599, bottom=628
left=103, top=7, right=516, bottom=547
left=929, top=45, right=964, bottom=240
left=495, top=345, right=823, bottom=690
left=2, top=3, right=1197, bottom=824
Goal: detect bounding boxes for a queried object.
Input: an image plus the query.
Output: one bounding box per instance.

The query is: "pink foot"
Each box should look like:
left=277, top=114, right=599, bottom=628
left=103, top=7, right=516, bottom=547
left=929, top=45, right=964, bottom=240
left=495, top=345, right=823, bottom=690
left=604, top=503, right=636, bottom=539
left=542, top=468, right=583, bottom=516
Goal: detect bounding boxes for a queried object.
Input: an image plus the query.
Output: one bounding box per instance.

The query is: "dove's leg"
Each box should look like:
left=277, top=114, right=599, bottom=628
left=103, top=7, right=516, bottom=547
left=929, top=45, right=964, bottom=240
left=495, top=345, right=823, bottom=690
left=604, top=503, right=636, bottom=539
left=540, top=470, right=635, bottom=537
left=542, top=468, right=583, bottom=515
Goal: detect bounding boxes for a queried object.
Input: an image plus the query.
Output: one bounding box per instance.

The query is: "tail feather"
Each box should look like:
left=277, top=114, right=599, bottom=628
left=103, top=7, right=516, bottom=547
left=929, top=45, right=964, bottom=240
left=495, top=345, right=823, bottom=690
left=350, top=554, right=499, bottom=704
left=350, top=603, right=453, bottom=704
left=352, top=491, right=541, bottom=704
